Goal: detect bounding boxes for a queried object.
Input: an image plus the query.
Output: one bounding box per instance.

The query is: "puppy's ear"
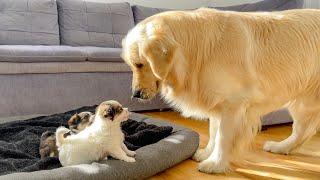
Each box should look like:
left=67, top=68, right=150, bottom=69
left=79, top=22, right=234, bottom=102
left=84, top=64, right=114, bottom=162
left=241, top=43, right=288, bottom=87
left=68, top=113, right=79, bottom=126
left=141, top=34, right=178, bottom=80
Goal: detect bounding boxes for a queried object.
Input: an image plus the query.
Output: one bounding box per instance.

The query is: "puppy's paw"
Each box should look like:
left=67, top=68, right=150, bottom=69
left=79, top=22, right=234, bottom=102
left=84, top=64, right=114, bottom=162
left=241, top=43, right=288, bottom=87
left=124, top=157, right=136, bottom=163
left=192, top=148, right=212, bottom=162
left=127, top=150, right=136, bottom=157
left=263, top=141, right=290, bottom=155
left=198, top=159, right=229, bottom=174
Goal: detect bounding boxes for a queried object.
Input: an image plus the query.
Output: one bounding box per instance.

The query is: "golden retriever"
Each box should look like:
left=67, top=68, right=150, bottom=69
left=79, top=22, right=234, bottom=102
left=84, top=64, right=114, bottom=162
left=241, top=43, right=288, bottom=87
left=122, top=8, right=320, bottom=173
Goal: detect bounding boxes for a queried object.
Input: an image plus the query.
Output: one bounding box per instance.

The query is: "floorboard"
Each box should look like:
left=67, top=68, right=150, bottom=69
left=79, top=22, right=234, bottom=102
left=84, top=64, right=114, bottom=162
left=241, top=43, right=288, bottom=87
left=142, top=111, right=320, bottom=180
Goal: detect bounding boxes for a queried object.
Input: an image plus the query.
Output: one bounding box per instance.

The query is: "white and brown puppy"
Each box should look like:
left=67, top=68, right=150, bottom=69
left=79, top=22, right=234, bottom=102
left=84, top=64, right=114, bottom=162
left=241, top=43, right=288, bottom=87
left=56, top=100, right=135, bottom=166
left=122, top=8, right=320, bottom=173
left=39, top=112, right=94, bottom=159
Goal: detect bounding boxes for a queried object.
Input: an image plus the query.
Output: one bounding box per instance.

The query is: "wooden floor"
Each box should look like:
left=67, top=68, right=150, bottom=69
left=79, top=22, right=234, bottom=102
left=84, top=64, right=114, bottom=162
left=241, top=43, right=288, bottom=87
left=142, top=111, right=320, bottom=180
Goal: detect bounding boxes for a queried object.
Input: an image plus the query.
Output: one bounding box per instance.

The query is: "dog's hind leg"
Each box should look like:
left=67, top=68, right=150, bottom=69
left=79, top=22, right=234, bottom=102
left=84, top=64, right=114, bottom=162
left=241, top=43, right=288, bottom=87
left=109, top=146, right=136, bottom=162
left=264, top=96, right=320, bottom=155
left=192, top=115, right=220, bottom=162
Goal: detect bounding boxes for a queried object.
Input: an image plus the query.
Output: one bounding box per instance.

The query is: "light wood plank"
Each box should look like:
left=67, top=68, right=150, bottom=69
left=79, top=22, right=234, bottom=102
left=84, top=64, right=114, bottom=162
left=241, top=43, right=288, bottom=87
left=142, top=111, right=320, bottom=180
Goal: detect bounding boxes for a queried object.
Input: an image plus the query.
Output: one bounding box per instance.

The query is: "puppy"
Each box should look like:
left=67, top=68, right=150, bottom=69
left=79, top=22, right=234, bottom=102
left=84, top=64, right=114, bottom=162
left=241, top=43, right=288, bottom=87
left=68, top=111, right=94, bottom=133
left=56, top=100, right=136, bottom=166
left=39, top=131, right=59, bottom=159
left=39, top=112, right=93, bottom=159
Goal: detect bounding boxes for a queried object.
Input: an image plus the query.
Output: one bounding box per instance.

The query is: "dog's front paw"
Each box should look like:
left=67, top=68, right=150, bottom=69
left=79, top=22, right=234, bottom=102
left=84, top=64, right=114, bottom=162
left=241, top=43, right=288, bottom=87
left=263, top=141, right=290, bottom=155
left=127, top=150, right=136, bottom=157
left=124, top=157, right=136, bottom=163
left=198, top=159, right=229, bottom=174
left=192, top=148, right=212, bottom=162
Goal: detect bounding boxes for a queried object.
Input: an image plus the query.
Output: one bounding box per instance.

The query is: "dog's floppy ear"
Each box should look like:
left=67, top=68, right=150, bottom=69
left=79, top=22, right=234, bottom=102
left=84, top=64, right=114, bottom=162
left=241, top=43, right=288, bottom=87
left=141, top=34, right=177, bottom=80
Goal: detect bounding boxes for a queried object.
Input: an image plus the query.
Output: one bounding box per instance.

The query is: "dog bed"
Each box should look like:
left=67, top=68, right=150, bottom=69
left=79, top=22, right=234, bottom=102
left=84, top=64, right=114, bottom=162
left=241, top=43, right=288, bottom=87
left=0, top=107, right=174, bottom=174
left=0, top=107, right=199, bottom=180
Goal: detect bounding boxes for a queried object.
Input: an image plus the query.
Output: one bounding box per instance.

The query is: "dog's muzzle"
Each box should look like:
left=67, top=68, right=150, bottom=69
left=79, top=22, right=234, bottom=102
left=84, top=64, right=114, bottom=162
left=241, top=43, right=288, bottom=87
left=132, top=90, right=142, bottom=99
left=132, top=89, right=153, bottom=100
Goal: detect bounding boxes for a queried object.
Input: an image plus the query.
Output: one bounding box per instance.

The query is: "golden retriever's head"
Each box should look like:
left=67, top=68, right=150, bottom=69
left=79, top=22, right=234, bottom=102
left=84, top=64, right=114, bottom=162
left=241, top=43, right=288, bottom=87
left=122, top=22, right=178, bottom=100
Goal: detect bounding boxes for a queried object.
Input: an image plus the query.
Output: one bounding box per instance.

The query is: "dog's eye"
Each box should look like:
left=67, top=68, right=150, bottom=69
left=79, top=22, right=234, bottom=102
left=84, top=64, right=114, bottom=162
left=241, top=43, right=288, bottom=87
left=135, top=63, right=143, bottom=69
left=108, top=108, right=113, bottom=114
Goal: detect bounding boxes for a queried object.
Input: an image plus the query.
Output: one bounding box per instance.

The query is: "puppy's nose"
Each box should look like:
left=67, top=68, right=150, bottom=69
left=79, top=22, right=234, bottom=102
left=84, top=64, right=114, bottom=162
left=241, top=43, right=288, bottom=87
left=132, top=90, right=142, bottom=98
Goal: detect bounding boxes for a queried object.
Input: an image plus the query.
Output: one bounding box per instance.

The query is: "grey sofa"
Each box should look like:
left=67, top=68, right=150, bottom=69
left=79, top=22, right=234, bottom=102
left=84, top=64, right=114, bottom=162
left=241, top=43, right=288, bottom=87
left=0, top=0, right=303, bottom=126
left=0, top=0, right=168, bottom=119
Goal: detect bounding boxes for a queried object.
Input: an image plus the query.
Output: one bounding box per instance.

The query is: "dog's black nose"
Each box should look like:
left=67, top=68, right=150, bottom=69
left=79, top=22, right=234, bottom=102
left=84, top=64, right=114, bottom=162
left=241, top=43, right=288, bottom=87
left=132, top=90, right=142, bottom=98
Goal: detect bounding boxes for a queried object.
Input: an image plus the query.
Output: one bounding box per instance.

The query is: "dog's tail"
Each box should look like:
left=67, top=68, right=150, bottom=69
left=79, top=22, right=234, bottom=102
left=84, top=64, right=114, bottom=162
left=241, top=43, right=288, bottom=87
left=56, top=126, right=70, bottom=147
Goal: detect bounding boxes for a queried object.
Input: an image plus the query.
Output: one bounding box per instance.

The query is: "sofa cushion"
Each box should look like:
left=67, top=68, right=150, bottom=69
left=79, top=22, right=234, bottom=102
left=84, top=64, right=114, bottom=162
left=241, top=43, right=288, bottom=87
left=0, top=45, right=86, bottom=62
left=211, top=0, right=304, bottom=11
left=84, top=47, right=123, bottom=62
left=0, top=62, right=130, bottom=74
left=0, top=0, right=60, bottom=45
left=57, top=0, right=134, bottom=48
left=132, top=5, right=168, bottom=24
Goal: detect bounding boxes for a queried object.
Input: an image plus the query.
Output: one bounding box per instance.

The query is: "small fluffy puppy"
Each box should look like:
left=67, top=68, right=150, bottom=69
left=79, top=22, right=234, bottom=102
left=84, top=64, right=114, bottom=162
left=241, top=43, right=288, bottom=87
left=39, top=131, right=59, bottom=159
left=68, top=111, right=94, bottom=133
left=56, top=100, right=136, bottom=166
left=39, top=112, right=93, bottom=159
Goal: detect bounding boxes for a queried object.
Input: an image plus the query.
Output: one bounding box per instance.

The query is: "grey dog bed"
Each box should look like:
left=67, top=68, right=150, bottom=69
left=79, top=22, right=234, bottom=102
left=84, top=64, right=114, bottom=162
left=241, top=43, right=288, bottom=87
left=0, top=113, right=199, bottom=180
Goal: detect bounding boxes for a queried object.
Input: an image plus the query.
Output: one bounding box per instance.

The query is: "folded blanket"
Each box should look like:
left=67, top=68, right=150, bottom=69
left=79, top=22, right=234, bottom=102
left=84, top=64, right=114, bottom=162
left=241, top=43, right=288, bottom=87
left=0, top=106, right=172, bottom=175
left=122, top=119, right=173, bottom=150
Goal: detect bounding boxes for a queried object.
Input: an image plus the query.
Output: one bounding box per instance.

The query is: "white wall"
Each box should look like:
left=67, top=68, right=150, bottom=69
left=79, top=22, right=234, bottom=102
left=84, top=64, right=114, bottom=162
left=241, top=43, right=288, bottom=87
left=128, top=0, right=210, bottom=9
left=304, top=0, right=320, bottom=8
left=102, top=0, right=211, bottom=9
left=210, top=0, right=320, bottom=9
left=208, top=0, right=261, bottom=7
left=102, top=0, right=320, bottom=9
left=102, top=0, right=261, bottom=9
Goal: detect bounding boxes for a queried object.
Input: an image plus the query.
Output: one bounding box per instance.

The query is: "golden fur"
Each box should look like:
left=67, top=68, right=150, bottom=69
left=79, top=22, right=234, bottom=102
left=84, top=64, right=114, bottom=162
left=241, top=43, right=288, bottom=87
left=122, top=8, right=320, bottom=173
